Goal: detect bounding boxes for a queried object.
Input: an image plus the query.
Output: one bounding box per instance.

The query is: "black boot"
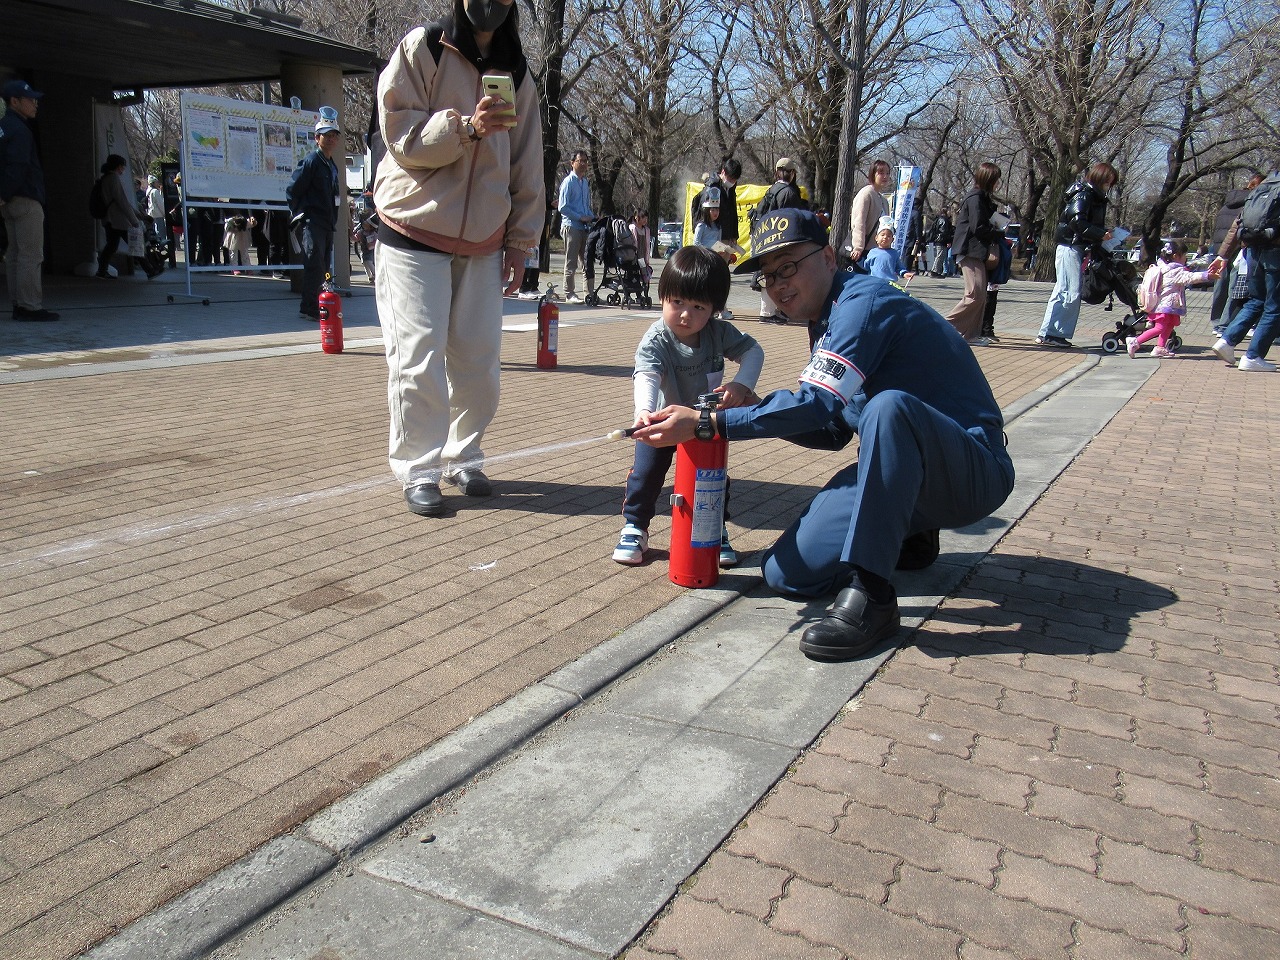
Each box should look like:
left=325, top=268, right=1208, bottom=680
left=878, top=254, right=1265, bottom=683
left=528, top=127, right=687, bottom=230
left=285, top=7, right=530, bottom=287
left=799, top=586, right=899, bottom=662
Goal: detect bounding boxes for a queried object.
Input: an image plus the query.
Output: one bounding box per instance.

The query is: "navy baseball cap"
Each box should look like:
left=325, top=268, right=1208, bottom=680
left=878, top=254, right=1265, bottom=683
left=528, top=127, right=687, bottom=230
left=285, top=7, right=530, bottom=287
left=2, top=79, right=43, bottom=101
left=734, top=207, right=829, bottom=274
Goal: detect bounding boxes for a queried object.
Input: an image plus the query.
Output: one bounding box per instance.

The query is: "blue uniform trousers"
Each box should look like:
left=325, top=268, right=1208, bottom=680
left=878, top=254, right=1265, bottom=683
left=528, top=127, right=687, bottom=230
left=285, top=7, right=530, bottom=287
left=762, top=390, right=1014, bottom=597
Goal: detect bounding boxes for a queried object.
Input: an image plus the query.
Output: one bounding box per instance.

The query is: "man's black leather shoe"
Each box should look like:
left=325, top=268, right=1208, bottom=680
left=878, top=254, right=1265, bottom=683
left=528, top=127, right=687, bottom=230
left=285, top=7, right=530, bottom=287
left=443, top=468, right=492, bottom=497
left=896, top=528, right=940, bottom=570
left=799, top=586, right=899, bottom=661
left=405, top=482, right=444, bottom=516
left=12, top=306, right=60, bottom=322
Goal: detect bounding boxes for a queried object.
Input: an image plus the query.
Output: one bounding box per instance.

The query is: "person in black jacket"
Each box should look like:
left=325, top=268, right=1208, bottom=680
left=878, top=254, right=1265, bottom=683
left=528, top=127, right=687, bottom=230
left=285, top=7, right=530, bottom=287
left=1036, top=162, right=1119, bottom=347
left=926, top=210, right=954, bottom=277
left=286, top=116, right=342, bottom=320
left=0, top=79, right=58, bottom=320
left=943, top=162, right=1003, bottom=343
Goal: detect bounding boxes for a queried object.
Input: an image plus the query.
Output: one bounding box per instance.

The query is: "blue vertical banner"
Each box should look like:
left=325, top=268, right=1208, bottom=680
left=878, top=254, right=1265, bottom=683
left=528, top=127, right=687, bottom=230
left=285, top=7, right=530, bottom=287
left=892, top=165, right=921, bottom=260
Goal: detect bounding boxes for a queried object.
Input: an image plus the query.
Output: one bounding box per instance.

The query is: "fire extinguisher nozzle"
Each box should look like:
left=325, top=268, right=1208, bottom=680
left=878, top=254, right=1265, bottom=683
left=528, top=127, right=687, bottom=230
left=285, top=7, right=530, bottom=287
left=606, top=428, right=637, bottom=441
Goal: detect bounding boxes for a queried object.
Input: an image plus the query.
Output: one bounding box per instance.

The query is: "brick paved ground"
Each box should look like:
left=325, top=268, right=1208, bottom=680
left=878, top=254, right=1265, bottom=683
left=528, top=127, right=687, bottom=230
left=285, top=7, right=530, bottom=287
left=627, top=355, right=1280, bottom=959
left=0, top=272, right=1090, bottom=960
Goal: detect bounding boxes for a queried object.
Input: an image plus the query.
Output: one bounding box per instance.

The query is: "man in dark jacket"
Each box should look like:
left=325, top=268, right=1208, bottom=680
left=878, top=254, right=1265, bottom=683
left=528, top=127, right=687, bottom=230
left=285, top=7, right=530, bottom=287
left=0, top=79, right=58, bottom=321
left=926, top=211, right=954, bottom=277
left=752, top=157, right=806, bottom=324
left=286, top=115, right=342, bottom=320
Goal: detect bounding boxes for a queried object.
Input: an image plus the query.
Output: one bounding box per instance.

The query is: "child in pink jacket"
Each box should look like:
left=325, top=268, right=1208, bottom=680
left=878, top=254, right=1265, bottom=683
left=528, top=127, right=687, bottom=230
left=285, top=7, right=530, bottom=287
left=1128, top=240, right=1219, bottom=358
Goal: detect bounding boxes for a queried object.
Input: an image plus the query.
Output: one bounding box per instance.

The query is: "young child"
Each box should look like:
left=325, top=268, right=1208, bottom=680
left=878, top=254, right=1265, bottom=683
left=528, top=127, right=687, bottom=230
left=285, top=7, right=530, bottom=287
left=862, top=221, right=916, bottom=285
left=614, top=246, right=764, bottom=568
left=1128, top=240, right=1218, bottom=358
left=693, top=189, right=724, bottom=253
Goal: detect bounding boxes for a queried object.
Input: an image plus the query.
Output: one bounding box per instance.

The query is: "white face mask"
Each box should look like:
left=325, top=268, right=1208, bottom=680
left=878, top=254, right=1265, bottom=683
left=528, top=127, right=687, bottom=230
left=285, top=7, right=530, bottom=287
left=464, top=0, right=511, bottom=32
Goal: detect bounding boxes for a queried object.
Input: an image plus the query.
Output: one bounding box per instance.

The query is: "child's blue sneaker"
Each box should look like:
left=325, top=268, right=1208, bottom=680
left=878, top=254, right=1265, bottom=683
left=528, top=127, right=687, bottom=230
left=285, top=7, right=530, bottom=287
left=719, top=527, right=738, bottom=568
left=612, top=524, right=648, bottom=565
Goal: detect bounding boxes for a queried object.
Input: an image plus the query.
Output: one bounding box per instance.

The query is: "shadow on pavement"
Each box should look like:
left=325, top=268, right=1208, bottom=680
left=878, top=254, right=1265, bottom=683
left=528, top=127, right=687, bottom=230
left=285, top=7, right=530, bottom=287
left=910, top=554, right=1177, bottom=658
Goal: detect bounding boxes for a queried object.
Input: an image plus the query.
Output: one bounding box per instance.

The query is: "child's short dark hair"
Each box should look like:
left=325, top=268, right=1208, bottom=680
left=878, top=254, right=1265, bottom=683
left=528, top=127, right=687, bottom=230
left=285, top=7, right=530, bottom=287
left=658, top=246, right=731, bottom=312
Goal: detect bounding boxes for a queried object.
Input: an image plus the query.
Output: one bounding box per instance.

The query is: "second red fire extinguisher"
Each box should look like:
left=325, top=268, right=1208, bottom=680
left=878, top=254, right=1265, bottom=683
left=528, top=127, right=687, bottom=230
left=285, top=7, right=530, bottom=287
left=318, top=273, right=343, bottom=355
left=668, top=393, right=728, bottom=589
left=537, top=286, right=559, bottom=369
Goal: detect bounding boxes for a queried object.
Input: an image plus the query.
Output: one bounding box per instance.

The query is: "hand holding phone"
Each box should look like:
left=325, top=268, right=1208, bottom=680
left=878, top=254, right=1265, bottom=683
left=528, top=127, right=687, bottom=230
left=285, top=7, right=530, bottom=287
left=481, top=72, right=518, bottom=127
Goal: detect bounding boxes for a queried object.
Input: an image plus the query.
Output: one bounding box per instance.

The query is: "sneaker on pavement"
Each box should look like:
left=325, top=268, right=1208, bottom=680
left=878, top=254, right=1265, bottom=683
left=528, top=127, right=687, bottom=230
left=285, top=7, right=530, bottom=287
left=1126, top=337, right=1139, bottom=358
left=1238, top=355, right=1277, bottom=372
left=564, top=294, right=584, bottom=305
left=1211, top=337, right=1235, bottom=365
left=612, top=524, right=648, bottom=565
left=718, top=528, right=738, bottom=568
left=1151, top=345, right=1175, bottom=358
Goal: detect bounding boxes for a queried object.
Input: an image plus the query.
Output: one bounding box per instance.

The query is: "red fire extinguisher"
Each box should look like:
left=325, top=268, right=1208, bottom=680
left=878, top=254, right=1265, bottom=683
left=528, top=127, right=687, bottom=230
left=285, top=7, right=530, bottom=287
left=669, top=393, right=728, bottom=589
left=537, top=286, right=559, bottom=369
left=318, top=274, right=343, bottom=355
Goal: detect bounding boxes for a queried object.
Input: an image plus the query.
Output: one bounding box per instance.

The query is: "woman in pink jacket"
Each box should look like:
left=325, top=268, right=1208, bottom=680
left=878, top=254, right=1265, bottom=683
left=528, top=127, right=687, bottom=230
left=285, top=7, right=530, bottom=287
left=1127, top=240, right=1219, bottom=358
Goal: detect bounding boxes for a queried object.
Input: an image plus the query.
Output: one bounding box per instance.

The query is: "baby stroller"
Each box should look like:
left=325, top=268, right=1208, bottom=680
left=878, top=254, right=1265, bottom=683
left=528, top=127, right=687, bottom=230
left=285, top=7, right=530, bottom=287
left=140, top=233, right=169, bottom=277
left=583, top=216, right=652, bottom=309
left=1084, top=248, right=1181, bottom=353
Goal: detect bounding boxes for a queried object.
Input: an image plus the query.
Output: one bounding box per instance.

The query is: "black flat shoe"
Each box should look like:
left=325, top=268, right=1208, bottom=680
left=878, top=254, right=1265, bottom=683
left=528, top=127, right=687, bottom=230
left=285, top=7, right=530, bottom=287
left=405, top=482, right=444, bottom=516
left=799, top=586, right=900, bottom=662
left=443, top=467, right=492, bottom=497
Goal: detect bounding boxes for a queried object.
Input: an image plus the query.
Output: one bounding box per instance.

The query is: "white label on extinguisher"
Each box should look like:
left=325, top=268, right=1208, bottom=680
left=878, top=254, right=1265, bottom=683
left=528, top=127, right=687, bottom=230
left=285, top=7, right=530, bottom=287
left=547, top=319, right=558, bottom=354
left=691, top=467, right=726, bottom=548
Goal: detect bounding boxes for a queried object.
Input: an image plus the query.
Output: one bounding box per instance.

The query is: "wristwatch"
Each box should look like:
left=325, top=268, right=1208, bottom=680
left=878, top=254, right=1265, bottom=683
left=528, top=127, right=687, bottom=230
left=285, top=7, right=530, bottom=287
left=462, top=117, right=480, bottom=142
left=694, top=407, right=716, bottom=441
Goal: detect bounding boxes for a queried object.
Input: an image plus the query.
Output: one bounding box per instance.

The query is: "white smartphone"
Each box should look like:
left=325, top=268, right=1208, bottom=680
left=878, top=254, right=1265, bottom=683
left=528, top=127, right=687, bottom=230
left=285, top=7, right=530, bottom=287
left=481, top=73, right=518, bottom=124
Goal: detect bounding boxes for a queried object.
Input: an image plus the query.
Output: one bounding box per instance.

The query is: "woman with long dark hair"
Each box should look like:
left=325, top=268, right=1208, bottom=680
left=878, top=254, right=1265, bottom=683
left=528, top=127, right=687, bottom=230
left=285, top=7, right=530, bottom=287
left=944, top=162, right=1003, bottom=344
left=374, top=0, right=546, bottom=517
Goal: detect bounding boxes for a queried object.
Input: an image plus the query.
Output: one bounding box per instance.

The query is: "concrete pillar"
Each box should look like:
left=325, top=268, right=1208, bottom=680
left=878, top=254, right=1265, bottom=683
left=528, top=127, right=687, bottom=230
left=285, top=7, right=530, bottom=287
left=280, top=61, right=351, bottom=289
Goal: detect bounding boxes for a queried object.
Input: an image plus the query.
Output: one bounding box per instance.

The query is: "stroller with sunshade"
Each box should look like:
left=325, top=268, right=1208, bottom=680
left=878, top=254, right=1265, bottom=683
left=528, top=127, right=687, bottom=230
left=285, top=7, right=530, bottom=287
left=583, top=216, right=652, bottom=309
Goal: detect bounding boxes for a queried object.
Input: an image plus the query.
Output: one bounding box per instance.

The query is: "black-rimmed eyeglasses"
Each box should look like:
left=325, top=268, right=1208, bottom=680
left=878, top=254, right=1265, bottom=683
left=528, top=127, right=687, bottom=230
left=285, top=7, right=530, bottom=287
left=755, top=246, right=823, bottom=288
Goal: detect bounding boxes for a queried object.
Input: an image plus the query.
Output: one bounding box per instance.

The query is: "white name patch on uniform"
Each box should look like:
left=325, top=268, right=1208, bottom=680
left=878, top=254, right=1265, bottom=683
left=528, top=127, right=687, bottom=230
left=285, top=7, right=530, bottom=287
left=799, top=349, right=863, bottom=404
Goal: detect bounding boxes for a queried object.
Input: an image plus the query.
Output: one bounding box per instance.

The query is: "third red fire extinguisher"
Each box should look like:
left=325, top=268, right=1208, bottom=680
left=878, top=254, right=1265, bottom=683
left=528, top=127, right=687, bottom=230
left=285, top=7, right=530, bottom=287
left=537, top=287, right=559, bottom=369
left=669, top=393, right=728, bottom=588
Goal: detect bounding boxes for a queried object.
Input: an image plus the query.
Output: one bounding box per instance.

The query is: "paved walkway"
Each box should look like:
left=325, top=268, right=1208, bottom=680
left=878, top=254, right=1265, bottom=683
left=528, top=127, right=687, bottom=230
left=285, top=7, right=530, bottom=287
left=2, top=262, right=1274, bottom=959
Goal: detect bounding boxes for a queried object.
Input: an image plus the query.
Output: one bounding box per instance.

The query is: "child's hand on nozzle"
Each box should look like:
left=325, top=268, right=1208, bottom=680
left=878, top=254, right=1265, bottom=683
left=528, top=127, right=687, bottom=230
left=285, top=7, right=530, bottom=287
left=902, top=271, right=916, bottom=282
left=713, top=382, right=753, bottom=409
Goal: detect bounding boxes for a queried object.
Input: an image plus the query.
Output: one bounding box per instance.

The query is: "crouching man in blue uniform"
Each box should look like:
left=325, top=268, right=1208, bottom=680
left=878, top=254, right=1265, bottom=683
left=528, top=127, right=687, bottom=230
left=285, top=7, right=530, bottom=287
left=633, top=209, right=1015, bottom=661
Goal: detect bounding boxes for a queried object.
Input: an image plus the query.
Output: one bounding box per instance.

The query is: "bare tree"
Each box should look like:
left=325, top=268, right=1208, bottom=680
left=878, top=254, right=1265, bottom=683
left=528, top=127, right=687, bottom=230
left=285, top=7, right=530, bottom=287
left=808, top=0, right=952, bottom=251
left=1131, top=0, right=1280, bottom=257
left=955, top=0, right=1162, bottom=279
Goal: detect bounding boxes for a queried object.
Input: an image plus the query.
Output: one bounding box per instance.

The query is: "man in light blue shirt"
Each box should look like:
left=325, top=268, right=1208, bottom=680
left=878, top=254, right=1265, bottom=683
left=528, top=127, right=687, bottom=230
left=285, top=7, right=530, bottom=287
left=557, top=149, right=593, bottom=303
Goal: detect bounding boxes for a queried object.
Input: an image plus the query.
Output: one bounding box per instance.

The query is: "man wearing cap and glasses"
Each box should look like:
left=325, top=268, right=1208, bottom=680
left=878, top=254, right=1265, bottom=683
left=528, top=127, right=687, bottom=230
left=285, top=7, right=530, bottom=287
left=0, top=79, right=59, bottom=321
left=286, top=110, right=342, bottom=320
left=633, top=208, right=1014, bottom=663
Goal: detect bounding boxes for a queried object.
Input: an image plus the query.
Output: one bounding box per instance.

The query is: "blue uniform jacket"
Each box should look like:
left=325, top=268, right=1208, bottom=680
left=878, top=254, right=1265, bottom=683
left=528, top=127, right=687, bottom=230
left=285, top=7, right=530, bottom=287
left=723, top=269, right=1005, bottom=449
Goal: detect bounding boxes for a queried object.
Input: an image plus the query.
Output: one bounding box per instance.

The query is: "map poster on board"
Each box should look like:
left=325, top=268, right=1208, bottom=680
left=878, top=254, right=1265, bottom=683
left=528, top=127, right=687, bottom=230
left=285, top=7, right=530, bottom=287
left=179, top=91, right=320, bottom=201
